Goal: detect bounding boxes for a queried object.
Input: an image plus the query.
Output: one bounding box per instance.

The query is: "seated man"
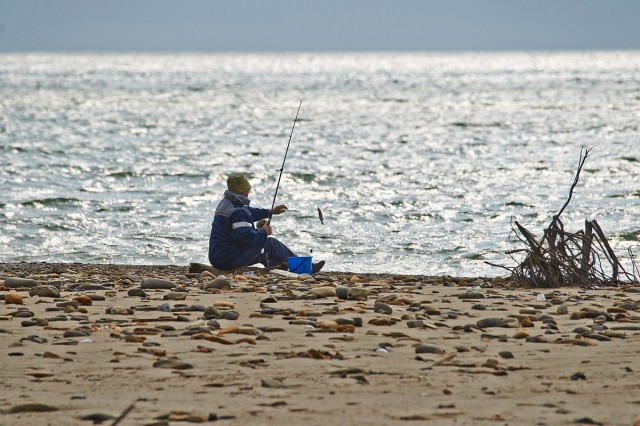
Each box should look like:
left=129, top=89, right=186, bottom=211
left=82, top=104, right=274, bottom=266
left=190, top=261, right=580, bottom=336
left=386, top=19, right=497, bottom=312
left=208, top=173, right=324, bottom=273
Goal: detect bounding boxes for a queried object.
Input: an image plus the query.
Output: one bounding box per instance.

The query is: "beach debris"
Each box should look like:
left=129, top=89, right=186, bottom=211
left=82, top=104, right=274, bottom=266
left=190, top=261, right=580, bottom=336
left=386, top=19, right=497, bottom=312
left=491, top=147, right=638, bottom=288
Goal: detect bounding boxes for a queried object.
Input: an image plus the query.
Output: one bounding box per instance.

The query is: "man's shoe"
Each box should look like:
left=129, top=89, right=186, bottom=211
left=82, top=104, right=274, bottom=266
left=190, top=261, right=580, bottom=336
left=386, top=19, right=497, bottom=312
left=311, top=260, right=325, bottom=274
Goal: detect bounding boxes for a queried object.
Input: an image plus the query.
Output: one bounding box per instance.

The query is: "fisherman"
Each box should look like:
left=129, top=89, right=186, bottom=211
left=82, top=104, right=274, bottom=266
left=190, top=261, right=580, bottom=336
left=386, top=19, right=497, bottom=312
left=208, top=173, right=325, bottom=273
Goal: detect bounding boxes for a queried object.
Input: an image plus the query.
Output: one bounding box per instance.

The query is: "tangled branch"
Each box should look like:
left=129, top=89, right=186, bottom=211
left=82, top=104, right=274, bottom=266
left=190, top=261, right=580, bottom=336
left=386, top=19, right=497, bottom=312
left=490, top=147, right=638, bottom=288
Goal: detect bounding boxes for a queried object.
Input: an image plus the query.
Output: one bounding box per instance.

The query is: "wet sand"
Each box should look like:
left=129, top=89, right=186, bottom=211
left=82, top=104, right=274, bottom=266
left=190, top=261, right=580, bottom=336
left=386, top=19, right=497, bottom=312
left=1, top=262, right=639, bottom=426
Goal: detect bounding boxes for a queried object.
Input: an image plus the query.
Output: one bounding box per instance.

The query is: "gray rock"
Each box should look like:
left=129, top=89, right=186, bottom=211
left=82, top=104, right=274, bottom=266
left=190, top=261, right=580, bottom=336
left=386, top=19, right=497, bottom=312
left=56, top=301, right=79, bottom=309
left=74, top=284, right=107, bottom=291
left=347, top=288, right=368, bottom=300
left=476, top=318, right=504, bottom=328
left=203, top=307, right=221, bottom=319
left=335, top=318, right=355, bottom=326
left=584, top=333, right=611, bottom=341
left=617, top=302, right=638, bottom=311
left=29, top=285, right=60, bottom=298
left=158, top=303, right=171, bottom=312
left=407, top=320, right=425, bottom=329
left=4, top=277, right=38, bottom=288
left=424, top=307, right=442, bottom=316
left=374, top=302, right=393, bottom=315
left=164, top=292, right=187, bottom=301
left=458, top=291, right=485, bottom=299
left=128, top=288, right=148, bottom=297
left=220, top=310, right=240, bottom=321
left=141, top=278, right=177, bottom=290
left=335, top=286, right=350, bottom=300
left=153, top=359, right=193, bottom=370
left=205, top=277, right=231, bottom=290
left=206, top=319, right=220, bottom=328
left=64, top=330, right=90, bottom=338
left=415, top=344, right=445, bottom=355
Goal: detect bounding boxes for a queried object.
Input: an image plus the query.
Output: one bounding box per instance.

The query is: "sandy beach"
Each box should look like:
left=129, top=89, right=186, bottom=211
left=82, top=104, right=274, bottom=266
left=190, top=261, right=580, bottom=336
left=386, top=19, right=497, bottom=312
left=1, top=262, right=639, bottom=426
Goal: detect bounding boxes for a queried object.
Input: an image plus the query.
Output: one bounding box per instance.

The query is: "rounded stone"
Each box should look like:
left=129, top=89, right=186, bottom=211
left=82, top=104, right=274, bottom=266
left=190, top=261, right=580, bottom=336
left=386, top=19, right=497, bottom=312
left=164, top=292, right=187, bottom=301
left=347, top=288, right=368, bottom=300
left=205, top=277, right=231, bottom=290
left=4, top=277, right=38, bottom=288
left=407, top=320, right=425, bottom=329
left=476, top=318, right=504, bottom=328
left=374, top=302, right=393, bottom=315
left=128, top=288, right=148, bottom=297
left=140, top=278, right=177, bottom=290
left=415, top=344, right=445, bottom=355
left=4, top=293, right=24, bottom=305
left=335, top=318, right=355, bottom=326
left=220, top=310, right=240, bottom=321
left=335, top=286, right=349, bottom=299
left=64, top=330, right=90, bottom=338
left=309, top=286, right=336, bottom=298
left=29, top=286, right=61, bottom=298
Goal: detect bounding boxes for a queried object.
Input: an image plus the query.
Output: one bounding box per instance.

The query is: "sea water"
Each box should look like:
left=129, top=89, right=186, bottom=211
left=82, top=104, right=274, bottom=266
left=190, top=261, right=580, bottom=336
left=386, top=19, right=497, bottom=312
left=1, top=51, right=639, bottom=276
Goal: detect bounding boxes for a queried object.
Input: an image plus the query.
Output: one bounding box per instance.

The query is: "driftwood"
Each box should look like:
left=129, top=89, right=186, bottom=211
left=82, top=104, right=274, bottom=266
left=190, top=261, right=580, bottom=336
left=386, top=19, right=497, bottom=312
left=189, top=262, right=280, bottom=276
left=490, top=147, right=637, bottom=288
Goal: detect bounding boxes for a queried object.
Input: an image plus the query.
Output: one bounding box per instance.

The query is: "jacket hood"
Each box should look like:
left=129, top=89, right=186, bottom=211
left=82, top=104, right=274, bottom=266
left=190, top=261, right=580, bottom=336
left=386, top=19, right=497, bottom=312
left=224, top=190, right=251, bottom=206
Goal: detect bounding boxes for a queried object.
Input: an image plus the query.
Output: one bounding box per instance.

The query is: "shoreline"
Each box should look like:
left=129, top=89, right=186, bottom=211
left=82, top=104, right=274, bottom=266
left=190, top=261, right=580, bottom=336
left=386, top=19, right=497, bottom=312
left=1, top=262, right=639, bottom=425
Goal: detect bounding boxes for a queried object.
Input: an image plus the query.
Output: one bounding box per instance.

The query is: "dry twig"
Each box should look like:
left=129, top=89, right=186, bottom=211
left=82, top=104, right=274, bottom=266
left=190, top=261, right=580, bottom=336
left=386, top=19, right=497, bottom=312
left=492, top=147, right=637, bottom=288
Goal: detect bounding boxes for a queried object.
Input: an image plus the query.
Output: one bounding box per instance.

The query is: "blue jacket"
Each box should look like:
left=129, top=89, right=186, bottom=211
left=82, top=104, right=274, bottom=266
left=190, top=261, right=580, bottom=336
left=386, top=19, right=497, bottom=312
left=208, top=190, right=271, bottom=269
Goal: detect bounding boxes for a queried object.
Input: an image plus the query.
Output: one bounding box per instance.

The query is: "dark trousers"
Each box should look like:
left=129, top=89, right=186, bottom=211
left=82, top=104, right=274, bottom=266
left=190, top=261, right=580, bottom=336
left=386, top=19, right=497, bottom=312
left=234, top=237, right=297, bottom=268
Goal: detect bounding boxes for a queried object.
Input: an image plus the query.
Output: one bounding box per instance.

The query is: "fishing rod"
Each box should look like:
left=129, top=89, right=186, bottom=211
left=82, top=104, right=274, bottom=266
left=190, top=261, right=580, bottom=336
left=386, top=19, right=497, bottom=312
left=267, top=100, right=302, bottom=225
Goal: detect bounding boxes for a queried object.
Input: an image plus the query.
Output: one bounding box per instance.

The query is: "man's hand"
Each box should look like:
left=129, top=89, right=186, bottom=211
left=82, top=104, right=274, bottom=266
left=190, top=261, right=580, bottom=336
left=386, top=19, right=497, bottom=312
left=262, top=224, right=273, bottom=235
left=271, top=205, right=288, bottom=215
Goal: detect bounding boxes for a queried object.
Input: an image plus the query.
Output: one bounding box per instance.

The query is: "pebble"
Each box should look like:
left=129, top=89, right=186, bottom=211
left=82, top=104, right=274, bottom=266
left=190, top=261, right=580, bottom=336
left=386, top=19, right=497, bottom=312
left=4, top=293, right=24, bottom=305
left=415, top=344, right=445, bottom=355
left=128, top=288, right=148, bottom=297
left=205, top=277, right=231, bottom=290
left=219, top=310, right=240, bottom=320
left=4, top=277, right=38, bottom=288
left=458, top=290, right=485, bottom=299
left=309, top=286, right=337, bottom=298
left=141, top=278, right=177, bottom=289
left=153, top=359, right=193, bottom=370
left=29, top=285, right=61, bottom=298
left=373, top=301, right=393, bottom=314
left=347, top=288, right=368, bottom=300
left=107, top=306, right=132, bottom=315
left=165, top=292, right=187, bottom=301
left=335, top=286, right=350, bottom=299
left=476, top=318, right=504, bottom=328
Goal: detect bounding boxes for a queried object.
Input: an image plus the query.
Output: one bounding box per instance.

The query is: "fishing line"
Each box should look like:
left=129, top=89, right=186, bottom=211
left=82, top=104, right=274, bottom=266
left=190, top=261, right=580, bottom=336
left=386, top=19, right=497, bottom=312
left=267, top=100, right=303, bottom=225
left=262, top=100, right=303, bottom=266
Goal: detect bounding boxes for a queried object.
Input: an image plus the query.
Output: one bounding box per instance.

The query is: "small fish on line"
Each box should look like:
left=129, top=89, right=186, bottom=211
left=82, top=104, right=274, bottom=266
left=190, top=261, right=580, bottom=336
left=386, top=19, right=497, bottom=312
left=317, top=207, right=324, bottom=225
